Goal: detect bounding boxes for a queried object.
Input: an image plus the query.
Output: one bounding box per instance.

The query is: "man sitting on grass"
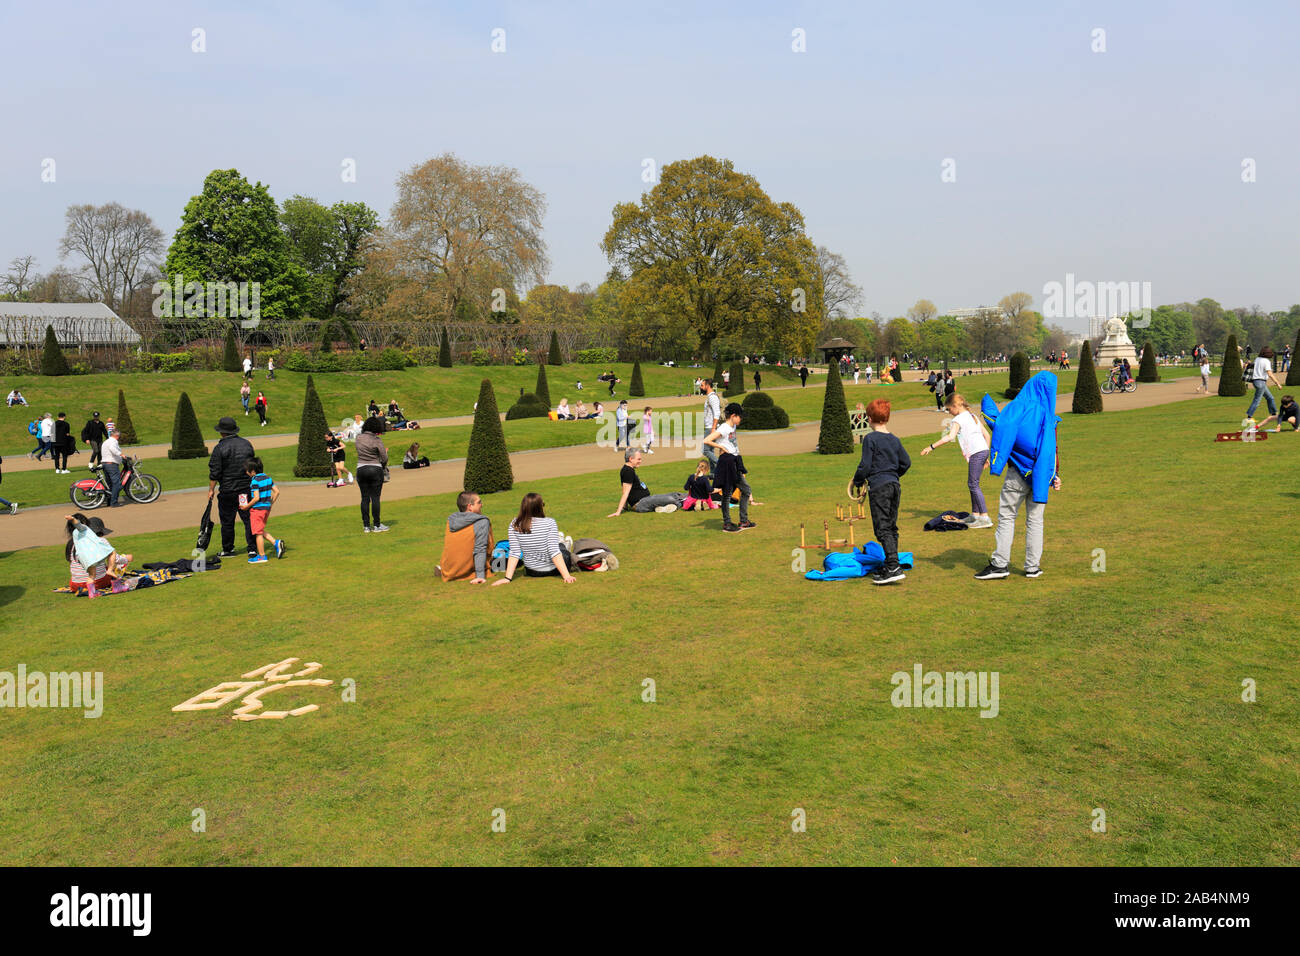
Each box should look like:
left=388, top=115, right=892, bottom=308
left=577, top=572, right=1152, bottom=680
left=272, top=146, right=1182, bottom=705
left=439, top=492, right=493, bottom=583
left=608, top=449, right=686, bottom=516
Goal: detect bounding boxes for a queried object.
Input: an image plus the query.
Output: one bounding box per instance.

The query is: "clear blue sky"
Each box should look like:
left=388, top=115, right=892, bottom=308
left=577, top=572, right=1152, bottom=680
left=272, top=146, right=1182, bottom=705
left=2, top=0, right=1297, bottom=331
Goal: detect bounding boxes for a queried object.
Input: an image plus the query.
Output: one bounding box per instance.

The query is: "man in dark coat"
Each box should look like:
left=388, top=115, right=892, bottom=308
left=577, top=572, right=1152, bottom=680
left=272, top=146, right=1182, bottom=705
left=206, top=417, right=256, bottom=556
left=799, top=364, right=809, bottom=387
left=81, top=411, right=108, bottom=467
left=52, top=412, right=73, bottom=473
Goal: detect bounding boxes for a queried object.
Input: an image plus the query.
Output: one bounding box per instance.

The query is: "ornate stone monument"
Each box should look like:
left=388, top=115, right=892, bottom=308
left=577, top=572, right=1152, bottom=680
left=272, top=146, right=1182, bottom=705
left=1096, top=316, right=1141, bottom=370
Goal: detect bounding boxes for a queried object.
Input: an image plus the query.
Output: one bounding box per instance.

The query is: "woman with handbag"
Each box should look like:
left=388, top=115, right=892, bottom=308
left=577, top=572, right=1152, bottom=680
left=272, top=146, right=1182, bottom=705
left=355, top=417, right=390, bottom=533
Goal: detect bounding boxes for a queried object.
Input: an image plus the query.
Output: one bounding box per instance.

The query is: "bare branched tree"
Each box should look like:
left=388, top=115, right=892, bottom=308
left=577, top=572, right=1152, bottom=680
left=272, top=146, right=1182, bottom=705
left=2, top=255, right=37, bottom=299
left=58, top=202, right=164, bottom=311
left=815, top=245, right=862, bottom=319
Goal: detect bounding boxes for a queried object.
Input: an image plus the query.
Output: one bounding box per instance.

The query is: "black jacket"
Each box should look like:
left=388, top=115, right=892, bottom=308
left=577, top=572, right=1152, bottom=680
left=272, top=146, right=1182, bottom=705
left=208, top=435, right=255, bottom=493
left=81, top=418, right=108, bottom=443
left=54, top=419, right=72, bottom=450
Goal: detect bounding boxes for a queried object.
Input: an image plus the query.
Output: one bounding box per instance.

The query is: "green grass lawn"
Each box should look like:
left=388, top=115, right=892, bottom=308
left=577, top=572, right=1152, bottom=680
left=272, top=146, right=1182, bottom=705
left=0, top=362, right=802, bottom=456
left=1, top=396, right=1295, bottom=865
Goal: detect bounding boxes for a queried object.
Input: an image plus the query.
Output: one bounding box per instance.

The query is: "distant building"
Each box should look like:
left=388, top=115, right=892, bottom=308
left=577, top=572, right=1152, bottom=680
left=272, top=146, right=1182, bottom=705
left=946, top=307, right=997, bottom=320
left=0, top=302, right=140, bottom=347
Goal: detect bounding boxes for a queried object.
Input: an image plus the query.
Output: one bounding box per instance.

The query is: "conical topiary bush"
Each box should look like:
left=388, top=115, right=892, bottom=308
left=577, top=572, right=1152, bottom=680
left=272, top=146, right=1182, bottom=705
left=713, top=355, right=724, bottom=385
left=726, top=361, right=745, bottom=397
left=1072, top=343, right=1103, bottom=414
left=816, top=361, right=854, bottom=454
left=1287, top=329, right=1300, bottom=387
left=1218, top=335, right=1246, bottom=397
left=548, top=330, right=562, bottom=366
left=439, top=326, right=453, bottom=368
left=115, top=389, right=139, bottom=444
left=464, top=379, right=513, bottom=494
left=294, top=375, right=334, bottom=478
left=1006, top=351, right=1030, bottom=399
left=1138, top=342, right=1160, bottom=382
left=41, top=325, right=71, bottom=376
left=223, top=326, right=241, bottom=372
left=629, top=360, right=645, bottom=397
left=535, top=362, right=552, bottom=408
left=167, top=391, right=208, bottom=459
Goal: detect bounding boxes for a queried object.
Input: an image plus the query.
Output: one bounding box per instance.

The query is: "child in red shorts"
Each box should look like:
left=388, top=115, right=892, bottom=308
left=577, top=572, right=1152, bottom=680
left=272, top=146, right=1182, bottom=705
left=240, top=457, right=284, bottom=563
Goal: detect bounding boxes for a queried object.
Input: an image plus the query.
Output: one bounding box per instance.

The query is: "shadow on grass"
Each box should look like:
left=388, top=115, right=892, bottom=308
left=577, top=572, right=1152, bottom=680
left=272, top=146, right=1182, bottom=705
left=927, top=547, right=986, bottom=571
left=0, top=584, right=25, bottom=608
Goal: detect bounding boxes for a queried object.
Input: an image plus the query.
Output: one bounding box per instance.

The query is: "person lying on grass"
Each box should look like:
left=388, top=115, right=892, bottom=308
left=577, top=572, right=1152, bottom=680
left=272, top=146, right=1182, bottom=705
left=608, top=449, right=686, bottom=516
left=493, top=493, right=578, bottom=584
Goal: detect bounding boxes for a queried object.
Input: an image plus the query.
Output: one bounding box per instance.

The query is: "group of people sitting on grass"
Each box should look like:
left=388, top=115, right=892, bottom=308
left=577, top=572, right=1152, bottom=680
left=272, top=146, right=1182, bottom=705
left=366, top=398, right=420, bottom=430
left=553, top=398, right=603, bottom=420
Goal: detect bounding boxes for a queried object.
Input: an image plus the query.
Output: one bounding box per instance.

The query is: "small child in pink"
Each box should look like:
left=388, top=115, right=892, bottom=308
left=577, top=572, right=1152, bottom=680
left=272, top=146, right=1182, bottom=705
left=682, top=460, right=719, bottom=511
left=641, top=407, right=655, bottom=454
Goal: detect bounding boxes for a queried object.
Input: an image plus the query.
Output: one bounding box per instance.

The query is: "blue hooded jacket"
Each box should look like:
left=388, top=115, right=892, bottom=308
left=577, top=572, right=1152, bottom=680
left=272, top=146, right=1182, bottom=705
left=980, top=371, right=1060, bottom=504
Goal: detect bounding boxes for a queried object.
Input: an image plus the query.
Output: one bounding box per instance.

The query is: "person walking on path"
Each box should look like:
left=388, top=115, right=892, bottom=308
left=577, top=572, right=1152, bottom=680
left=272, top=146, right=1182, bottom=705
left=1195, top=356, right=1211, bottom=393
left=1245, top=347, right=1283, bottom=420
left=206, top=417, right=256, bottom=555
left=799, top=364, right=809, bottom=387
left=33, top=413, right=53, bottom=461
left=243, top=354, right=253, bottom=380
left=51, top=412, right=72, bottom=473
left=0, top=455, right=17, bottom=515
left=266, top=356, right=276, bottom=380
left=920, top=393, right=992, bottom=527
left=81, top=411, right=107, bottom=468
left=754, top=368, right=762, bottom=390
left=700, top=379, right=722, bottom=479
left=615, top=400, right=631, bottom=450
left=355, top=416, right=390, bottom=533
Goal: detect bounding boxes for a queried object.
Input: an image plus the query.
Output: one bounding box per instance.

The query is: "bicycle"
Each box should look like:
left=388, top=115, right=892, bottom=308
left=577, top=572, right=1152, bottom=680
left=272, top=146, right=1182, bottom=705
left=69, top=456, right=163, bottom=509
left=1101, top=369, right=1137, bottom=394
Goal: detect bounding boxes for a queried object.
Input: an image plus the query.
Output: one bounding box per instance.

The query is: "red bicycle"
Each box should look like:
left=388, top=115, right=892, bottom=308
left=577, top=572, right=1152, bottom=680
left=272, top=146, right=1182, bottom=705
left=69, top=457, right=163, bottom=509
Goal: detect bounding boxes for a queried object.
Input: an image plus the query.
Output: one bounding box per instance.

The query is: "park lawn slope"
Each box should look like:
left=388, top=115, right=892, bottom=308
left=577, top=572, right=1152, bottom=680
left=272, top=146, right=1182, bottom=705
left=0, top=397, right=1293, bottom=865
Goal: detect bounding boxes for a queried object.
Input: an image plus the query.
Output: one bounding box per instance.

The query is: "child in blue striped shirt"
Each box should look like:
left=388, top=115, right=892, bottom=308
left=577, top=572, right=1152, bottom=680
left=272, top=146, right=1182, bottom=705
left=240, top=457, right=284, bottom=563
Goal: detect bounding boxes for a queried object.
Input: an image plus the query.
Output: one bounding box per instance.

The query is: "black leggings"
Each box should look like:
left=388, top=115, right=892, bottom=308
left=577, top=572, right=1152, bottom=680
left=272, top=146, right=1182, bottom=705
left=256, top=404, right=266, bottom=424
left=357, top=466, right=383, bottom=527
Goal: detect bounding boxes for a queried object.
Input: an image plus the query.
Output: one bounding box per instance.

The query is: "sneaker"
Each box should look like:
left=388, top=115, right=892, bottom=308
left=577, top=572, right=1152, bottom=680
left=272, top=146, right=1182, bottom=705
left=8, top=503, right=17, bottom=515
left=275, top=539, right=285, bottom=559
left=218, top=550, right=239, bottom=558
left=971, top=516, right=994, bottom=529
left=654, top=504, right=677, bottom=513
left=722, top=522, right=741, bottom=533
left=1024, top=567, right=1043, bottom=579
left=372, top=524, right=390, bottom=533
left=739, top=520, right=757, bottom=530
left=974, top=563, right=1010, bottom=580
left=248, top=555, right=268, bottom=564
left=872, top=566, right=906, bottom=585
left=363, top=526, right=372, bottom=533
left=346, top=473, right=354, bottom=483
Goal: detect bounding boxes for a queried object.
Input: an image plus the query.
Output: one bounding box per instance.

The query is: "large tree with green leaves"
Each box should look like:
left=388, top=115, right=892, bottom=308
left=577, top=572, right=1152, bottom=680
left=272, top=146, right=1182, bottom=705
left=280, top=196, right=380, bottom=318
left=602, top=156, right=823, bottom=359
left=163, top=169, right=311, bottom=322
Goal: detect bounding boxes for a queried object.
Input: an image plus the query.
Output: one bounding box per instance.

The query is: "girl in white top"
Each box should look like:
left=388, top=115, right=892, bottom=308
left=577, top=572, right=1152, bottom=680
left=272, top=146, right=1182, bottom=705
left=556, top=399, right=571, bottom=420
left=920, top=393, right=992, bottom=527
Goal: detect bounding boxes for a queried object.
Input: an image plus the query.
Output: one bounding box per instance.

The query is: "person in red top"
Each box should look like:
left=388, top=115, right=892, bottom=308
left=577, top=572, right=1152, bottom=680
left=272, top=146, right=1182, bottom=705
left=254, top=391, right=268, bottom=427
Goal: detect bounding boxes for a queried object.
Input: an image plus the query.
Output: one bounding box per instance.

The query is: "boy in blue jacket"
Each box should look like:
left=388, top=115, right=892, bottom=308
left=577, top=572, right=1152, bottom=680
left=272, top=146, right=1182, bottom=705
left=852, top=399, right=910, bottom=585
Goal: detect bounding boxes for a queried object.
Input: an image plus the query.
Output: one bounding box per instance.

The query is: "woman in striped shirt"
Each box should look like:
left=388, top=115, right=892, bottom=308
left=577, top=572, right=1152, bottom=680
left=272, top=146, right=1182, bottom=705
left=492, top=493, right=576, bottom=584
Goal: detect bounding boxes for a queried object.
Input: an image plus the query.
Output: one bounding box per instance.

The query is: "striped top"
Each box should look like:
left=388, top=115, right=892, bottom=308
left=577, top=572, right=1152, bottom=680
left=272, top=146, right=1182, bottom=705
left=70, top=553, right=108, bottom=584
left=249, top=472, right=274, bottom=509
left=507, top=516, right=561, bottom=573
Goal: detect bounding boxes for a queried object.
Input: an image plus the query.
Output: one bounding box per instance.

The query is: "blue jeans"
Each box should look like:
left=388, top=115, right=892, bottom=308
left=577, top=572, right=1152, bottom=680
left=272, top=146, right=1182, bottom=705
left=32, top=439, right=49, bottom=459
left=101, top=462, right=123, bottom=506
left=1246, top=382, right=1276, bottom=418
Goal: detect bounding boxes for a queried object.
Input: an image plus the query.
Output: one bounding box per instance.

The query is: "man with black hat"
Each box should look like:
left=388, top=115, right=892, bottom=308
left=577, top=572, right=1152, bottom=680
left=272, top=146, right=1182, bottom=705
left=207, top=417, right=256, bottom=556
left=81, top=411, right=108, bottom=468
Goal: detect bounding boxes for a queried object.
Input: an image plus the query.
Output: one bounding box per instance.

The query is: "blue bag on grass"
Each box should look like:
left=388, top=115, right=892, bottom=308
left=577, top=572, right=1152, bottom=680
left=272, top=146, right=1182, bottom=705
left=805, top=542, right=914, bottom=580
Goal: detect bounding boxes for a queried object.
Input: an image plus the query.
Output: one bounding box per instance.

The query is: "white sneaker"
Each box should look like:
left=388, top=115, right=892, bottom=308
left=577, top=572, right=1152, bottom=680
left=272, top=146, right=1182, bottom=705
left=972, top=516, right=994, bottom=528
left=654, top=504, right=677, bottom=513
left=8, top=503, right=17, bottom=515
left=347, top=473, right=354, bottom=484
left=372, top=524, right=390, bottom=533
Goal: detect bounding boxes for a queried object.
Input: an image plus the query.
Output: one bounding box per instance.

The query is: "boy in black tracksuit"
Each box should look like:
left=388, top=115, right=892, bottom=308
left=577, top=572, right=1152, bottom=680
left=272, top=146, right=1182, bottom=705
left=852, top=399, right=911, bottom=584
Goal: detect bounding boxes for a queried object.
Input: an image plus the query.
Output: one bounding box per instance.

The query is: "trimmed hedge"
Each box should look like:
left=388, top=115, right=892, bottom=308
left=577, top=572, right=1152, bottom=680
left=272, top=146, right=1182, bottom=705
left=115, top=389, right=139, bottom=445
left=816, top=362, right=854, bottom=453
left=222, top=326, right=241, bottom=372
left=629, top=360, right=645, bottom=397
left=576, top=347, right=618, bottom=364
left=506, top=392, right=549, bottom=420
left=439, top=327, right=453, bottom=367
left=535, top=363, right=552, bottom=408
left=1218, top=335, right=1246, bottom=397
left=737, top=390, right=790, bottom=430
left=167, top=391, right=208, bottom=459
left=464, top=380, right=514, bottom=494
left=41, top=325, right=71, bottom=376
left=283, top=348, right=406, bottom=372
left=725, top=362, right=746, bottom=397
left=548, top=330, right=562, bottom=365
left=1072, top=344, right=1103, bottom=414
left=294, top=375, right=334, bottom=478
left=1005, top=351, right=1029, bottom=399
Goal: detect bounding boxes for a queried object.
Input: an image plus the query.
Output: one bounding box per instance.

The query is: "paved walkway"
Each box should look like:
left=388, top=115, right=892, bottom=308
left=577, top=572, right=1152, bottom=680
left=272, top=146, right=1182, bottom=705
left=0, top=377, right=1217, bottom=551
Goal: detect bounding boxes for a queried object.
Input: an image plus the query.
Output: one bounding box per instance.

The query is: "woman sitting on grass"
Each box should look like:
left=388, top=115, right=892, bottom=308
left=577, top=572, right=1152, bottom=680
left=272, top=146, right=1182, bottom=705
left=402, top=442, right=431, bottom=468
left=64, top=513, right=131, bottom=595
left=556, top=399, right=573, bottom=420
left=492, top=493, right=578, bottom=585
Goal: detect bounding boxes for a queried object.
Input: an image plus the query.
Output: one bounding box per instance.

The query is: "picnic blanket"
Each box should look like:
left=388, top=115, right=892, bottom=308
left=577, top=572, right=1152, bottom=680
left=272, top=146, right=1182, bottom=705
left=52, top=567, right=190, bottom=596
